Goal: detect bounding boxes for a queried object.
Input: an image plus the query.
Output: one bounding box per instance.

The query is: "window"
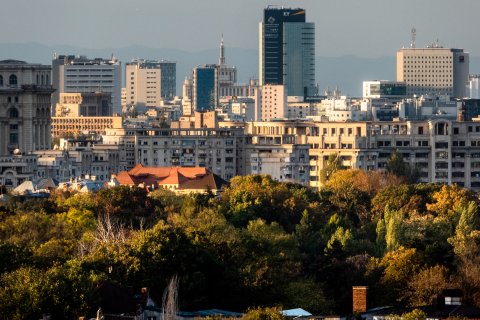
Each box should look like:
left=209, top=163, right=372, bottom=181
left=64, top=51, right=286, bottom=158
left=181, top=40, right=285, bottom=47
left=0, top=75, right=3, bottom=86
left=9, top=108, right=18, bottom=118
left=9, top=132, right=18, bottom=144
left=9, top=74, right=17, bottom=86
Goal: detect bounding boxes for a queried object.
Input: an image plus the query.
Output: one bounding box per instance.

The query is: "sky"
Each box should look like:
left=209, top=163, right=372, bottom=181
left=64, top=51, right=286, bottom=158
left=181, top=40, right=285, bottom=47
left=1, top=0, right=480, bottom=57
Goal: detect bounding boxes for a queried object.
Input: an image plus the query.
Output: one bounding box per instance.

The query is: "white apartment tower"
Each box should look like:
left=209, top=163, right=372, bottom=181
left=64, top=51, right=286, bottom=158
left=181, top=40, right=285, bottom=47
left=261, top=84, right=287, bottom=121
left=397, top=45, right=469, bottom=98
left=52, top=54, right=122, bottom=115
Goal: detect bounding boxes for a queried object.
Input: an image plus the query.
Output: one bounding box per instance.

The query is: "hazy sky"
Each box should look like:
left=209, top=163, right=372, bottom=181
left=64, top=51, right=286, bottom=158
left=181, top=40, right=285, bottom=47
left=2, top=0, right=480, bottom=57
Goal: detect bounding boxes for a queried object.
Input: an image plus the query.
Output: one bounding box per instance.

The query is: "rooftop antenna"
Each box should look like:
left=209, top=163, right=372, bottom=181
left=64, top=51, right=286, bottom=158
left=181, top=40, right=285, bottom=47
left=219, top=34, right=225, bottom=65
left=410, top=27, right=416, bottom=48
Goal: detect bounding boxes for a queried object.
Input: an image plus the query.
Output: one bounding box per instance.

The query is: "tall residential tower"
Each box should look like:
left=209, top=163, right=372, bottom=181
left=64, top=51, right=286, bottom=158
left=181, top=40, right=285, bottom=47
left=259, top=6, right=315, bottom=97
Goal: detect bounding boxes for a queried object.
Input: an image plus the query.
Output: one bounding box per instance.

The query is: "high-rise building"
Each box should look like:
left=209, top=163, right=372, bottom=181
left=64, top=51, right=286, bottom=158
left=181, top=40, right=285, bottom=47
left=192, top=65, right=219, bottom=112
left=125, top=59, right=177, bottom=111
left=52, top=54, right=122, bottom=115
left=397, top=45, right=469, bottom=98
left=259, top=6, right=315, bottom=97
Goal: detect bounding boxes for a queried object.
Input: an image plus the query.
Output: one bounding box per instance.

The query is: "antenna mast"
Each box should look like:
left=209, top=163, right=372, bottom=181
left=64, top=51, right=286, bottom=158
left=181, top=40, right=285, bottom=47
left=410, top=27, right=416, bottom=48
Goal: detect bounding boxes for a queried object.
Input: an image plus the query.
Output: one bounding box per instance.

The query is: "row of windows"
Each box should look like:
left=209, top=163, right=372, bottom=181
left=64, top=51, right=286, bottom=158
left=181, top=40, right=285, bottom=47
left=0, top=74, right=17, bottom=86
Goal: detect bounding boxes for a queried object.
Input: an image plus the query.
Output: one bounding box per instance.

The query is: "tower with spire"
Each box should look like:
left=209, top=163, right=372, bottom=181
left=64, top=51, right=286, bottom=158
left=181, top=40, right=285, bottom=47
left=217, top=35, right=237, bottom=87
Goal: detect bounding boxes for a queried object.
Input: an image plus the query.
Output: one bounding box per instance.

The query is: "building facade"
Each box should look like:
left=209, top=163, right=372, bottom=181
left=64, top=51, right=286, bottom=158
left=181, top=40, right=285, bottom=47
left=125, top=59, right=176, bottom=111
left=261, top=85, right=287, bottom=120
left=52, top=54, right=121, bottom=115
left=51, top=116, right=123, bottom=138
left=363, top=81, right=407, bottom=99
left=259, top=6, right=316, bottom=97
left=0, top=60, right=54, bottom=188
left=102, top=126, right=245, bottom=181
left=397, top=46, right=469, bottom=98
left=55, top=92, right=112, bottom=117
left=192, top=65, right=219, bottom=112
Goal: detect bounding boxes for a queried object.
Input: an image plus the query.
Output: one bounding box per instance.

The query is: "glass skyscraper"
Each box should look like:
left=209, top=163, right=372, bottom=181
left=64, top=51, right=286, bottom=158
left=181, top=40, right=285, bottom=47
left=193, top=65, right=219, bottom=112
left=259, top=7, right=316, bottom=97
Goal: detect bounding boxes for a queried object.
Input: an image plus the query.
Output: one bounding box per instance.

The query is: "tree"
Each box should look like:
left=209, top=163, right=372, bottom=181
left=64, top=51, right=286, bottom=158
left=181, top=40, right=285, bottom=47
left=405, top=265, right=452, bottom=306
left=220, top=175, right=319, bottom=232
left=162, top=275, right=179, bottom=320
left=402, top=309, right=427, bottom=320
left=243, top=307, right=286, bottom=320
left=320, top=153, right=343, bottom=183
left=386, top=150, right=408, bottom=177
left=380, top=247, right=421, bottom=304
left=448, top=201, right=480, bottom=258
left=0, top=267, right=47, bottom=319
left=282, top=279, right=332, bottom=314
left=426, top=185, right=477, bottom=218
left=386, top=150, right=419, bottom=183
left=323, top=170, right=372, bottom=224
left=383, top=207, right=405, bottom=252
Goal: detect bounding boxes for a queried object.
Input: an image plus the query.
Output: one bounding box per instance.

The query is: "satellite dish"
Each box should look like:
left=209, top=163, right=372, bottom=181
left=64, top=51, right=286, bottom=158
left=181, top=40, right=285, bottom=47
left=13, top=149, right=21, bottom=155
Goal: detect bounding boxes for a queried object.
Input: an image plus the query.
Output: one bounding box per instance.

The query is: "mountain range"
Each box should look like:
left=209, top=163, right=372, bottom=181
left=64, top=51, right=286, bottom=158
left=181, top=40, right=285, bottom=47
left=1, top=42, right=479, bottom=97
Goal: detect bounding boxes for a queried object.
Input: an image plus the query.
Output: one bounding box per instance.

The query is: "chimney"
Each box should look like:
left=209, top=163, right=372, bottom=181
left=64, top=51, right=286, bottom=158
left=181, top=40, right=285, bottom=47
left=353, top=286, right=368, bottom=313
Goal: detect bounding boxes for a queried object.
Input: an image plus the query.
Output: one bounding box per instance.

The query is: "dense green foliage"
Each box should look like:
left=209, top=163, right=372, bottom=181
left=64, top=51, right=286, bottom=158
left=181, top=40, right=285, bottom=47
left=1, top=174, right=480, bottom=319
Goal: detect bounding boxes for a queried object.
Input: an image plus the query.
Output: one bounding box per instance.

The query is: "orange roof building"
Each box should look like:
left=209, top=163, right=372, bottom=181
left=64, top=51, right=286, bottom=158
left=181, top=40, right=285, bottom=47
left=115, top=164, right=227, bottom=195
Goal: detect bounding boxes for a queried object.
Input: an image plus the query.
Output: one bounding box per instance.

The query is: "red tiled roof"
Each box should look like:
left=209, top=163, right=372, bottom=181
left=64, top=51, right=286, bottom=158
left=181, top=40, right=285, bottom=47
left=115, top=166, right=225, bottom=192
left=116, top=171, right=136, bottom=185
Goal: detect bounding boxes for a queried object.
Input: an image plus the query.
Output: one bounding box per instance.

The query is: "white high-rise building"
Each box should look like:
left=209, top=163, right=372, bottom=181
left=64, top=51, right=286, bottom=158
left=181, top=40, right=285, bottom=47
left=126, top=60, right=162, bottom=111
left=397, top=45, right=469, bottom=98
left=52, top=54, right=122, bottom=115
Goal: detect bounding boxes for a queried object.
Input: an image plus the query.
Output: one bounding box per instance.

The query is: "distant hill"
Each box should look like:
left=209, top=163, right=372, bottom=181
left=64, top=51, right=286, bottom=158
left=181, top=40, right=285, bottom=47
left=1, top=42, right=479, bottom=97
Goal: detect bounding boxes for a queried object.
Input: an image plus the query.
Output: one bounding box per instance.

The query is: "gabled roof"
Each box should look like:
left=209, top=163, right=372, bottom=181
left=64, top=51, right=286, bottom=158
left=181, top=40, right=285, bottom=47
left=180, top=170, right=227, bottom=191
left=115, top=165, right=227, bottom=193
left=116, top=171, right=137, bottom=185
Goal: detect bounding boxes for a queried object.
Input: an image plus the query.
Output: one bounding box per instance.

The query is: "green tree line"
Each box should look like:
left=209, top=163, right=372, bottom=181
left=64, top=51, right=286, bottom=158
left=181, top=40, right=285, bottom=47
left=1, top=168, right=480, bottom=319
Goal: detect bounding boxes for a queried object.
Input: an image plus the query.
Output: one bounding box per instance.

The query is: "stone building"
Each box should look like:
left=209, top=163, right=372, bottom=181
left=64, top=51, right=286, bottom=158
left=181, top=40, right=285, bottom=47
left=0, top=60, right=54, bottom=188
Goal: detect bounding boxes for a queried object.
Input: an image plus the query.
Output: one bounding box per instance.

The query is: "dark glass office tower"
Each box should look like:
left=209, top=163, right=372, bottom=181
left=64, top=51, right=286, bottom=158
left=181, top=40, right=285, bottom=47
left=259, top=7, right=315, bottom=97
left=193, top=65, right=219, bottom=112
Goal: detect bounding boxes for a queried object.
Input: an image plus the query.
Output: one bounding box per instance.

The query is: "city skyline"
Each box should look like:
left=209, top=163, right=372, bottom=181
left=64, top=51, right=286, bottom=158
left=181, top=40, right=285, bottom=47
left=1, top=0, right=479, bottom=58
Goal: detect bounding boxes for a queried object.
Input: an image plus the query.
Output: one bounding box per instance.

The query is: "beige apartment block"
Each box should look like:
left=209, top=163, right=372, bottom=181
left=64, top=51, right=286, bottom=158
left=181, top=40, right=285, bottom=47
left=307, top=119, right=480, bottom=190
left=103, top=127, right=246, bottom=181
left=397, top=47, right=469, bottom=98
left=245, top=121, right=310, bottom=185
